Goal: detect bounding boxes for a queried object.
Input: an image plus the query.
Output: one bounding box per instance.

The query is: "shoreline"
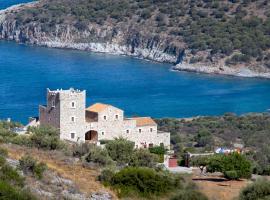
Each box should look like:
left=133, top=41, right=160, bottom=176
left=1, top=3, right=270, bottom=80
left=172, top=63, right=270, bottom=79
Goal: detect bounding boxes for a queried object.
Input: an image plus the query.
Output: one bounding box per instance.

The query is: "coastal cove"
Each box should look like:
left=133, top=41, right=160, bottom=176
left=0, top=41, right=270, bottom=124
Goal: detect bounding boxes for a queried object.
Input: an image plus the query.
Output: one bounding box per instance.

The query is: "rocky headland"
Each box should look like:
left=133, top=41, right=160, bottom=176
left=1, top=0, right=270, bottom=78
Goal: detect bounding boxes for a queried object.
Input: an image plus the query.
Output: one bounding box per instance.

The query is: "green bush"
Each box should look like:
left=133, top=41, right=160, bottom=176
left=98, top=168, right=115, bottom=184
left=0, top=156, right=6, bottom=167
left=149, top=146, right=166, bottom=163
left=72, top=142, right=92, bottom=157
left=129, top=149, right=158, bottom=168
left=170, top=190, right=208, bottom=200
left=106, top=138, right=134, bottom=165
left=28, top=125, right=65, bottom=150
left=207, top=153, right=252, bottom=180
left=224, top=170, right=239, bottom=180
left=239, top=179, right=270, bottom=200
left=109, top=167, right=181, bottom=197
left=19, top=155, right=47, bottom=179
left=0, top=165, right=25, bottom=187
left=85, top=146, right=114, bottom=167
left=0, top=147, right=8, bottom=157
left=0, top=181, right=36, bottom=200
left=33, top=162, right=47, bottom=179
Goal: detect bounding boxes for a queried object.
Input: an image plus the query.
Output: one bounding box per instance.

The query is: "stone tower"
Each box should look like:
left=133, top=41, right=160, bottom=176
left=39, top=88, right=86, bottom=142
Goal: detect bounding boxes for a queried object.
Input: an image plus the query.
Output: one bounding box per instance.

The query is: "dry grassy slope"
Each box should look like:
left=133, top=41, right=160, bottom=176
left=1, top=143, right=117, bottom=199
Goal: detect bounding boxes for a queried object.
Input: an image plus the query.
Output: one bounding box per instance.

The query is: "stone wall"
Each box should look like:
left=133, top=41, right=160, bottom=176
left=59, top=89, right=86, bottom=142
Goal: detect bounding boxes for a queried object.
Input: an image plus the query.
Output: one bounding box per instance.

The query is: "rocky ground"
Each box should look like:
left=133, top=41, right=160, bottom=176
left=2, top=143, right=116, bottom=200
left=173, top=63, right=270, bottom=79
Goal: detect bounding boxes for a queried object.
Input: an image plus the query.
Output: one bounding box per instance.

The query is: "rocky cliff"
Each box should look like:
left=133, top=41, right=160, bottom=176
left=1, top=0, right=270, bottom=78
left=0, top=2, right=184, bottom=64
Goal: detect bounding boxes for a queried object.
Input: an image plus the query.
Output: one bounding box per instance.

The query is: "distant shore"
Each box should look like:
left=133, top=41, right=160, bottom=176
left=172, top=63, right=270, bottom=79
left=1, top=2, right=270, bottom=80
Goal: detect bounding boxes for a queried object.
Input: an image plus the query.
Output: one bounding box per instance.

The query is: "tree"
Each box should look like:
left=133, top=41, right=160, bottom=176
left=194, top=130, right=214, bottom=148
left=207, top=153, right=252, bottom=180
left=129, top=149, right=158, bottom=168
left=105, top=138, right=134, bottom=165
left=85, top=146, right=114, bottom=166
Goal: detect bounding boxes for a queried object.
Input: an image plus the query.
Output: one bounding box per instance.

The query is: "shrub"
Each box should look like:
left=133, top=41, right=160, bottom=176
left=19, top=155, right=47, bottom=179
left=85, top=146, right=114, bottom=167
left=33, top=162, right=47, bottom=179
left=106, top=138, right=134, bottom=165
left=0, top=181, right=36, bottom=200
left=0, top=147, right=8, bottom=157
left=0, top=156, right=6, bottom=166
left=207, top=153, right=252, bottom=180
left=149, top=146, right=166, bottom=163
left=224, top=170, right=239, bottom=180
left=239, top=179, right=270, bottom=200
left=98, top=168, right=115, bottom=184
left=72, top=142, right=92, bottom=157
left=0, top=165, right=24, bottom=187
left=129, top=149, right=158, bottom=168
left=109, top=167, right=181, bottom=197
left=170, top=190, right=208, bottom=200
left=149, top=146, right=166, bottom=155
left=28, top=125, right=65, bottom=150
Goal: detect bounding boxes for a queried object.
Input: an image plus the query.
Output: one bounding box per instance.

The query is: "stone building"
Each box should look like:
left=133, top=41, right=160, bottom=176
left=39, top=88, right=170, bottom=149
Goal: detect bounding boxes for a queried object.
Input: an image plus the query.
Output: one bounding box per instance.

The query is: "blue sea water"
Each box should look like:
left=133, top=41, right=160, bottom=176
left=0, top=0, right=33, bottom=9
left=0, top=2, right=270, bottom=124
left=0, top=41, right=270, bottom=123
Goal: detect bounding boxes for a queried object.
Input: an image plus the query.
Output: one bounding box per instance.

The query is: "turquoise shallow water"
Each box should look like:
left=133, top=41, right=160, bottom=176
left=0, top=41, right=270, bottom=123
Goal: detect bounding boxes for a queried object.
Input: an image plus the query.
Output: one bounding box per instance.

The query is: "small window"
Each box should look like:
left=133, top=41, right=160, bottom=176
left=103, top=116, right=107, bottom=120
left=139, top=129, right=142, bottom=133
left=71, top=101, right=76, bottom=108
left=71, top=116, right=75, bottom=122
left=52, top=100, right=55, bottom=107
left=150, top=128, right=153, bottom=132
left=71, top=133, right=75, bottom=139
left=102, top=132, right=105, bottom=135
left=115, top=115, right=119, bottom=119
left=126, top=130, right=129, bottom=134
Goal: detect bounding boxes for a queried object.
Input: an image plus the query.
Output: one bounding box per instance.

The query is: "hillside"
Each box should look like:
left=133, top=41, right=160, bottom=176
left=0, top=0, right=270, bottom=77
left=156, top=113, right=270, bottom=175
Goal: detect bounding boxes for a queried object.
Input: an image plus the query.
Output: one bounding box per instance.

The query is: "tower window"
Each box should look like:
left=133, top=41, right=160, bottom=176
left=71, top=101, right=76, bottom=108
left=52, top=100, right=55, bottom=107
left=71, top=133, right=75, bottom=139
left=126, top=130, right=129, bottom=134
left=71, top=116, right=75, bottom=122
left=115, top=115, right=119, bottom=119
left=103, top=116, right=107, bottom=120
left=139, top=129, right=142, bottom=133
left=150, top=128, right=153, bottom=132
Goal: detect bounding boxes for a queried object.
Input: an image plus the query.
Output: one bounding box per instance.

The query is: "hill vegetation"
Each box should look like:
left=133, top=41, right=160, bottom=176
left=3, top=0, right=270, bottom=70
left=156, top=113, right=270, bottom=175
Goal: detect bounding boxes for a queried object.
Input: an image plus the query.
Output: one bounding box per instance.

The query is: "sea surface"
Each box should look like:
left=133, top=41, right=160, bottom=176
left=1, top=2, right=270, bottom=124
left=0, top=0, right=33, bottom=9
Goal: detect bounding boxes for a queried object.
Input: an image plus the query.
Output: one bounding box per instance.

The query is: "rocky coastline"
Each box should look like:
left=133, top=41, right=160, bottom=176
left=172, top=63, right=270, bottom=79
left=1, top=2, right=270, bottom=79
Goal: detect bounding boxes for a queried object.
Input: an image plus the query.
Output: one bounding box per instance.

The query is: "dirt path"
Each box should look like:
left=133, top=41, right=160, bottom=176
left=1, top=143, right=117, bottom=199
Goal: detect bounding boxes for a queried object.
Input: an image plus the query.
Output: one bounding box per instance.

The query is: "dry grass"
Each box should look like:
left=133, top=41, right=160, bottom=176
left=1, top=143, right=117, bottom=199
left=192, top=169, right=250, bottom=200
